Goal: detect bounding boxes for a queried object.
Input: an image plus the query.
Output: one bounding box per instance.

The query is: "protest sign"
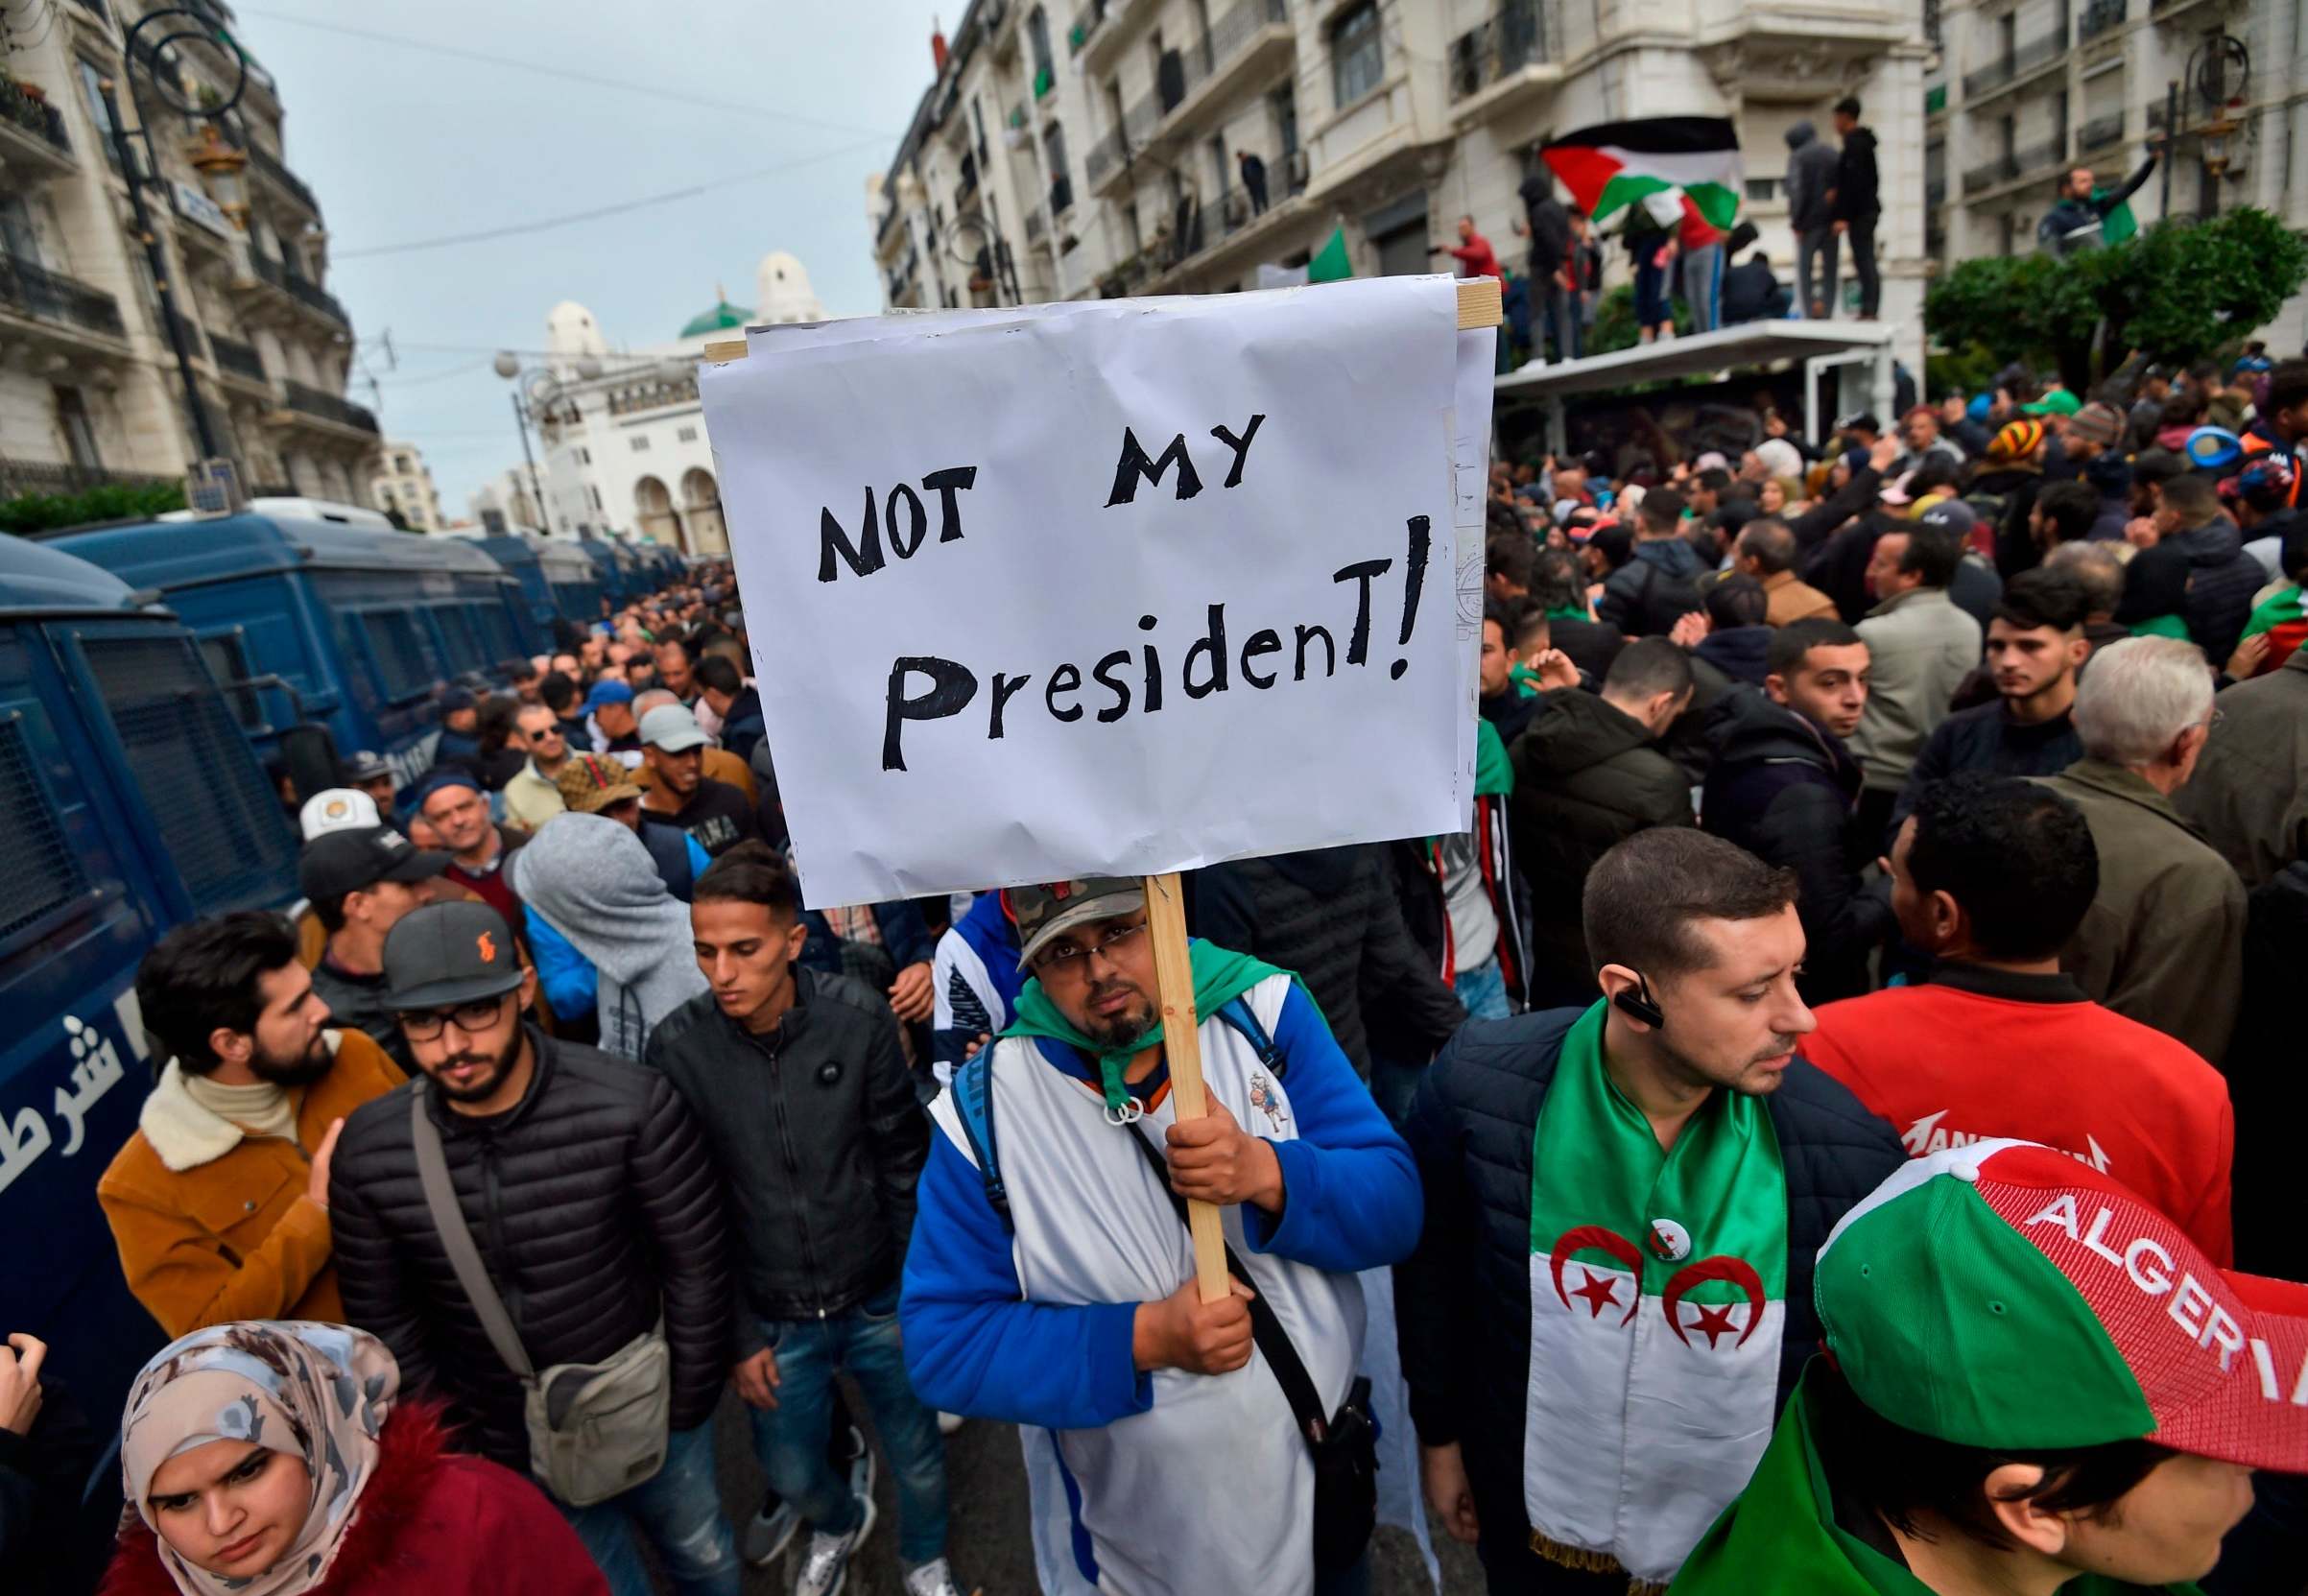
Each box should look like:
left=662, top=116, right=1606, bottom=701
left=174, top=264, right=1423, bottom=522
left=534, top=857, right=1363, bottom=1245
left=701, top=274, right=1481, bottom=910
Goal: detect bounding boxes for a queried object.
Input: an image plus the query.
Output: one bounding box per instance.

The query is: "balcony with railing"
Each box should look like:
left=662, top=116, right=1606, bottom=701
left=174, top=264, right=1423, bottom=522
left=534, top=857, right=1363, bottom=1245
left=1067, top=0, right=1107, bottom=54
left=0, top=458, right=176, bottom=498
left=283, top=265, right=349, bottom=327
left=1448, top=0, right=1555, bottom=109
left=2077, top=110, right=2126, bottom=152
left=0, top=80, right=73, bottom=177
left=208, top=332, right=267, bottom=386
left=0, top=254, right=126, bottom=343
left=246, top=140, right=320, bottom=216
left=1146, top=150, right=1311, bottom=283
left=279, top=379, right=378, bottom=436
left=2078, top=0, right=2127, bottom=40
left=1083, top=0, right=1288, bottom=192
left=1963, top=24, right=2072, bottom=104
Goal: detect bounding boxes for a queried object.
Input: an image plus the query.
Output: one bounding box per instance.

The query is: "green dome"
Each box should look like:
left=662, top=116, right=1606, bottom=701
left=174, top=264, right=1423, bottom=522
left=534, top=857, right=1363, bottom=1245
left=678, top=299, right=750, bottom=338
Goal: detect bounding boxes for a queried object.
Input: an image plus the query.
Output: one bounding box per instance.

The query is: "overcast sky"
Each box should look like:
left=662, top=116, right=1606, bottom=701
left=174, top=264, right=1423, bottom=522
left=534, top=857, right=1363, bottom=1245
left=230, top=0, right=940, bottom=513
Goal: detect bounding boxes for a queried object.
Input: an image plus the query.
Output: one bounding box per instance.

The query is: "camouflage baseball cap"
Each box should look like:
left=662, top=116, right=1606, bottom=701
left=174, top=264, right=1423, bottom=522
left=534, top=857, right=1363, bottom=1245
left=1009, top=877, right=1147, bottom=972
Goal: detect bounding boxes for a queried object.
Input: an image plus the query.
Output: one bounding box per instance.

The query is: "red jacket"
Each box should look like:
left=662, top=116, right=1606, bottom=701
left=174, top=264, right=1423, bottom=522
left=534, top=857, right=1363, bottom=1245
left=1807, top=965, right=2234, bottom=1263
left=1446, top=231, right=1504, bottom=282
left=102, top=1402, right=607, bottom=1596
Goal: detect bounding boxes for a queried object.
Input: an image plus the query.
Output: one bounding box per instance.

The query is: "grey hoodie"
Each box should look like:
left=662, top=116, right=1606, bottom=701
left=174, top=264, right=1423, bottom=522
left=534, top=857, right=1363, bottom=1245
left=513, top=812, right=708, bottom=1059
left=1784, top=121, right=1840, bottom=233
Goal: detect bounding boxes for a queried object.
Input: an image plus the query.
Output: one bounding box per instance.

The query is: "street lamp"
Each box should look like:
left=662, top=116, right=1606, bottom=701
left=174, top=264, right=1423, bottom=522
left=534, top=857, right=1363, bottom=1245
left=185, top=123, right=248, bottom=230
left=494, top=350, right=606, bottom=536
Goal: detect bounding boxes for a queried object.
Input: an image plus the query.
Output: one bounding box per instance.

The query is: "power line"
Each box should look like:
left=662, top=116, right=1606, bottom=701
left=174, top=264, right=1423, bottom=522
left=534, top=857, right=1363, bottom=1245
left=333, top=140, right=882, bottom=259
left=237, top=9, right=903, bottom=145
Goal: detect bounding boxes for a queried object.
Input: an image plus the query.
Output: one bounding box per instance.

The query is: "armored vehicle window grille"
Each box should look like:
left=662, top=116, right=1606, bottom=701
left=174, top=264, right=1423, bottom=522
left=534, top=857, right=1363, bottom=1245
left=81, top=636, right=296, bottom=908
left=432, top=604, right=481, bottom=673
left=472, top=603, right=521, bottom=665
left=360, top=609, right=432, bottom=701
left=198, top=632, right=264, bottom=728
left=0, top=714, right=87, bottom=942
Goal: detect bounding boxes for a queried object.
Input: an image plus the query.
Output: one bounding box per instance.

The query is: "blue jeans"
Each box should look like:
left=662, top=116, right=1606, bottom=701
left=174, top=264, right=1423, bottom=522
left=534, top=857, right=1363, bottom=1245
left=559, top=1420, right=740, bottom=1596
left=1455, top=955, right=1511, bottom=1021
left=751, top=1281, right=950, bottom=1566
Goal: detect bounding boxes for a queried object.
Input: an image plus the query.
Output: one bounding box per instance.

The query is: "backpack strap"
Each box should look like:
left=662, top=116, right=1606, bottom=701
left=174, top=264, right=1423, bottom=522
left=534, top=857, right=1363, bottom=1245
left=951, top=1050, right=1011, bottom=1230
left=1215, top=993, right=1282, bottom=1079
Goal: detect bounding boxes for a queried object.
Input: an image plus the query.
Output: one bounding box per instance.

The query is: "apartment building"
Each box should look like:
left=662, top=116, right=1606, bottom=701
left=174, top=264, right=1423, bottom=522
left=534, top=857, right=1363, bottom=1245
left=371, top=440, right=445, bottom=533
left=872, top=0, right=1933, bottom=369
left=1926, top=0, right=2308, bottom=341
left=0, top=0, right=378, bottom=512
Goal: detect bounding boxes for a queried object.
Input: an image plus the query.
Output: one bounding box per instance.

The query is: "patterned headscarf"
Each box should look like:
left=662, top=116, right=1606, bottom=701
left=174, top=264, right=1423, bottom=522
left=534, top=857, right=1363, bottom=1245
left=120, top=1322, right=397, bottom=1596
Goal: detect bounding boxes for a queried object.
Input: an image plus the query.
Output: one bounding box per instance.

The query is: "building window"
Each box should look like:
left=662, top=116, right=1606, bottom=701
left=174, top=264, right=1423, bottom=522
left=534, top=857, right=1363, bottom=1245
left=590, top=485, right=603, bottom=511
left=54, top=387, right=100, bottom=469
left=631, top=435, right=651, bottom=452
left=1330, top=3, right=1383, bottom=108
left=678, top=424, right=698, bottom=442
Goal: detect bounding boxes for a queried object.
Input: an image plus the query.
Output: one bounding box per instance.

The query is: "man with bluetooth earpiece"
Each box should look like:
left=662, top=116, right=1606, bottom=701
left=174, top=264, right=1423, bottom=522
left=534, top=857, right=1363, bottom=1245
left=1395, top=826, right=1906, bottom=1594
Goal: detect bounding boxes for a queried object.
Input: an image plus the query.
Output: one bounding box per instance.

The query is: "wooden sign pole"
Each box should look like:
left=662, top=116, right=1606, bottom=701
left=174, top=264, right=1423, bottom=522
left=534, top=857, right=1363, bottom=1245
left=702, top=274, right=1503, bottom=1312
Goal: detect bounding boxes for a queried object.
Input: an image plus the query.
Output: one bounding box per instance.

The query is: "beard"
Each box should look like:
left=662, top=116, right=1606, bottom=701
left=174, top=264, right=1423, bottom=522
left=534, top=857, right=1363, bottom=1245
left=1077, top=976, right=1157, bottom=1051
left=1660, top=1032, right=1803, bottom=1098
left=425, top=1023, right=526, bottom=1105
left=249, top=1033, right=335, bottom=1089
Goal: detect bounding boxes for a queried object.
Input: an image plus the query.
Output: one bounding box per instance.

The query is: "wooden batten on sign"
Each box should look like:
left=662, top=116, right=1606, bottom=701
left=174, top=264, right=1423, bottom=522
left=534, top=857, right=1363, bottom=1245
left=702, top=277, right=1499, bottom=1304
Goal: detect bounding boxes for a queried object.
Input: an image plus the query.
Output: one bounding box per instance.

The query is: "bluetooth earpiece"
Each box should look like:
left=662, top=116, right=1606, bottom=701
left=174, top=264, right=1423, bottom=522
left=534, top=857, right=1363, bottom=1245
left=1611, top=972, right=1666, bottom=1031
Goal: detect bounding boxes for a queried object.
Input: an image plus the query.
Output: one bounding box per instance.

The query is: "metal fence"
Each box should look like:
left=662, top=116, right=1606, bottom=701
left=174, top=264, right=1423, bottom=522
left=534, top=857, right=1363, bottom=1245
left=208, top=332, right=267, bottom=384
left=281, top=379, right=379, bottom=435
left=1083, top=0, right=1286, bottom=186
left=0, top=254, right=125, bottom=339
left=1447, top=0, right=1554, bottom=101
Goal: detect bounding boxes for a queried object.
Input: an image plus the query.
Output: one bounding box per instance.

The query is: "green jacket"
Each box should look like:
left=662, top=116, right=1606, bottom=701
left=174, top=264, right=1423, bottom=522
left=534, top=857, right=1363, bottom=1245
left=1669, top=1370, right=2199, bottom=1596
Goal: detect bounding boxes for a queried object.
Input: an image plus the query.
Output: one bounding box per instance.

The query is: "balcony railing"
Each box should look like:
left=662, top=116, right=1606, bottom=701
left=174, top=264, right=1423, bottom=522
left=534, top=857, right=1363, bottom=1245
left=1448, top=0, right=1554, bottom=101
left=0, top=80, right=71, bottom=156
left=280, top=379, right=379, bottom=435
left=208, top=332, right=266, bottom=384
left=0, top=254, right=125, bottom=340
left=246, top=141, right=320, bottom=215
left=605, top=376, right=699, bottom=417
left=282, top=265, right=349, bottom=326
left=0, top=458, right=176, bottom=498
left=2077, top=111, right=2126, bottom=151
left=1083, top=0, right=1286, bottom=187
left=2078, top=0, right=2127, bottom=39
left=1966, top=26, right=2072, bottom=100
left=1149, top=150, right=1309, bottom=277
left=1964, top=154, right=2018, bottom=194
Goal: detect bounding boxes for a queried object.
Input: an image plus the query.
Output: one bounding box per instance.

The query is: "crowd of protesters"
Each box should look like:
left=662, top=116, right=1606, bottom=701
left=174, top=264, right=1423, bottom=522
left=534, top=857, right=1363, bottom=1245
left=1, top=352, right=2303, bottom=1596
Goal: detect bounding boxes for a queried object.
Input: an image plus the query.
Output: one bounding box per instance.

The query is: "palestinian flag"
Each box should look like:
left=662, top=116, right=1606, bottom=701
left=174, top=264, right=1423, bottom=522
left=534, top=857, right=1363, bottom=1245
left=1542, top=117, right=1743, bottom=232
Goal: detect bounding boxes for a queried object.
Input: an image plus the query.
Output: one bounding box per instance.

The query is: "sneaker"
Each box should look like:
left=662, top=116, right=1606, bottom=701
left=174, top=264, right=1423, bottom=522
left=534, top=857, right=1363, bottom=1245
left=743, top=1493, right=802, bottom=1566
left=840, top=1423, right=878, bottom=1510
left=936, top=1410, right=964, bottom=1436
left=794, top=1490, right=878, bottom=1596
left=902, top=1557, right=962, bottom=1596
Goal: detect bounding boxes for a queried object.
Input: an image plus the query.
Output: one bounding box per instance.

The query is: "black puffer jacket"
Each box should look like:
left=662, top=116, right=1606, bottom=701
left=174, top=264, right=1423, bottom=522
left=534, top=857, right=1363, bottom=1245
left=2115, top=517, right=2263, bottom=666
left=1510, top=690, right=1693, bottom=1002
left=1191, top=845, right=1463, bottom=1076
left=1395, top=1008, right=1904, bottom=1589
left=644, top=969, right=927, bottom=1340
left=1700, top=687, right=1894, bottom=1004
left=330, top=1029, right=731, bottom=1474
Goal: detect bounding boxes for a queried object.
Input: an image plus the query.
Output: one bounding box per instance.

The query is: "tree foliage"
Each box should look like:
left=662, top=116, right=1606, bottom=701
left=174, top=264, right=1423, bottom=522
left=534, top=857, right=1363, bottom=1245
left=0, top=480, right=185, bottom=536
left=1926, top=207, right=2308, bottom=393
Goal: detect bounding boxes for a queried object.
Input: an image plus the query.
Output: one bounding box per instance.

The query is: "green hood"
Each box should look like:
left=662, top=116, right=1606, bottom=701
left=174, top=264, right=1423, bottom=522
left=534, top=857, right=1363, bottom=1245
left=1004, top=939, right=1301, bottom=1116
left=1669, top=1368, right=2201, bottom=1596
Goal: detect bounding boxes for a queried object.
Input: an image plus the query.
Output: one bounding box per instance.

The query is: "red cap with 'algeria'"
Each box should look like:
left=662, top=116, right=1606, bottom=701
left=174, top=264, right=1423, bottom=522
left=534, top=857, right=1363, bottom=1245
left=1815, top=1140, right=2308, bottom=1473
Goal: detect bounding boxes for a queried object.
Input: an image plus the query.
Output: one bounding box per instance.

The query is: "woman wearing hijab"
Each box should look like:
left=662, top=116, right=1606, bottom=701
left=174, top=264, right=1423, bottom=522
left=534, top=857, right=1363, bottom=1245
left=513, top=812, right=708, bottom=1058
left=101, top=1321, right=604, bottom=1596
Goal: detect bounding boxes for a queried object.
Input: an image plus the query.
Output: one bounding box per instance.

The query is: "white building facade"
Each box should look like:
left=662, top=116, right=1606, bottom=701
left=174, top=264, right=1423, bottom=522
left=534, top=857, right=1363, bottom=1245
left=871, top=0, right=1931, bottom=370
left=0, top=0, right=378, bottom=511
left=370, top=439, right=445, bottom=531
left=489, top=251, right=828, bottom=556
left=1924, top=0, right=2308, bottom=345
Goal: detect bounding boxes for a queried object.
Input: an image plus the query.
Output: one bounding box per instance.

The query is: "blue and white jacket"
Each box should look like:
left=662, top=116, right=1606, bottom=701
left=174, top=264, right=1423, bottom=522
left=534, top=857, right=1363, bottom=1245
left=900, top=972, right=1421, bottom=1596
left=930, top=891, right=1025, bottom=1083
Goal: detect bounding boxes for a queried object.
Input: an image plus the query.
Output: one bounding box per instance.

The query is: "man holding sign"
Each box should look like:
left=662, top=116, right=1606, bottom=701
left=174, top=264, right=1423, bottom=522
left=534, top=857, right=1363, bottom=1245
left=899, top=877, right=1421, bottom=1595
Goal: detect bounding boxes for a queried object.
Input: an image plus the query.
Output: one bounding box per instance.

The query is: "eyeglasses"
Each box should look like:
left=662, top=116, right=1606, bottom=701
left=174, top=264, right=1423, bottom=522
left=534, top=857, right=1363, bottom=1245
left=1034, top=920, right=1147, bottom=980
left=399, top=994, right=511, bottom=1040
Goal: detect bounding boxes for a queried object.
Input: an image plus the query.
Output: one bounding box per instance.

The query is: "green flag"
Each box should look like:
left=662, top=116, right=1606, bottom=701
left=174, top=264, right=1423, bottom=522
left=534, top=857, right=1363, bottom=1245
left=1307, top=226, right=1352, bottom=283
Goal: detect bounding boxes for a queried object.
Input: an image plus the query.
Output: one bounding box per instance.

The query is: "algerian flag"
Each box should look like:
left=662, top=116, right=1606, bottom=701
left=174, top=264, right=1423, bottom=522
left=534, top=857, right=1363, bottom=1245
left=1542, top=117, right=1743, bottom=233
left=1255, top=226, right=1353, bottom=291
left=1524, top=1001, right=1788, bottom=1588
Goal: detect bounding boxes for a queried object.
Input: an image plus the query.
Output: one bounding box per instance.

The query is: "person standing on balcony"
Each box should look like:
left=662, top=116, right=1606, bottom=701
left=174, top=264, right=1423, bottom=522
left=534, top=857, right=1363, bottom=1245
left=1434, top=214, right=1504, bottom=283
left=1828, top=97, right=1880, bottom=319
left=1783, top=121, right=1840, bottom=319
left=1237, top=148, right=1269, bottom=216
left=1515, top=164, right=1579, bottom=364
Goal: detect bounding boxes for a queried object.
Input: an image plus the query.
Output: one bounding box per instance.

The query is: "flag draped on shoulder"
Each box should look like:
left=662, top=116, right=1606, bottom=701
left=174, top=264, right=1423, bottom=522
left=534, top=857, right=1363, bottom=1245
left=1541, top=117, right=1743, bottom=233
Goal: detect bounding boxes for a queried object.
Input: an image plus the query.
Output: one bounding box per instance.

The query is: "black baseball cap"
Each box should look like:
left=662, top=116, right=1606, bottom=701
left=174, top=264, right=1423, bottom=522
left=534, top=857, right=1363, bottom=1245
left=299, top=824, right=448, bottom=903
left=382, top=901, right=524, bottom=1012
